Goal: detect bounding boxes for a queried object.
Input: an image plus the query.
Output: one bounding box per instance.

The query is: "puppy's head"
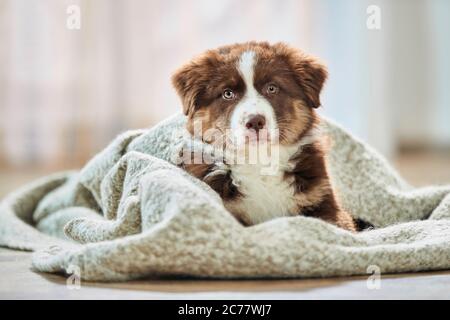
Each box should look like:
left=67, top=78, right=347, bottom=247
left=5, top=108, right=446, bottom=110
left=172, top=42, right=327, bottom=147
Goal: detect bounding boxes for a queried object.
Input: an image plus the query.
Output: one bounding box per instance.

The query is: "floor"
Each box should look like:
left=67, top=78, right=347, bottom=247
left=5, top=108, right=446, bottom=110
left=1, top=248, right=450, bottom=300
left=1, top=151, right=450, bottom=300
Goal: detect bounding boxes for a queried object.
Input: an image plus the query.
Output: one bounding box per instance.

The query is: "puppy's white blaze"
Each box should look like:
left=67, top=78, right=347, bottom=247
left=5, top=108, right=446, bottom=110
left=222, top=51, right=324, bottom=223
left=238, top=51, right=255, bottom=94
left=231, top=50, right=278, bottom=146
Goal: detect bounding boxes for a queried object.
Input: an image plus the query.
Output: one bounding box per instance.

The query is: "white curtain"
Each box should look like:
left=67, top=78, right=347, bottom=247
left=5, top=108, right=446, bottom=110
left=0, top=0, right=449, bottom=168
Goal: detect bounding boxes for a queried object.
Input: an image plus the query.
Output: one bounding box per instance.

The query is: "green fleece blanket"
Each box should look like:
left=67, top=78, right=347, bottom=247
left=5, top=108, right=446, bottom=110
left=0, top=114, right=449, bottom=281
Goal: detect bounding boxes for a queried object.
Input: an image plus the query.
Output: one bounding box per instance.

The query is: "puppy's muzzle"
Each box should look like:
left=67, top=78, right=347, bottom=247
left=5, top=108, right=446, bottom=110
left=245, top=114, right=266, bottom=134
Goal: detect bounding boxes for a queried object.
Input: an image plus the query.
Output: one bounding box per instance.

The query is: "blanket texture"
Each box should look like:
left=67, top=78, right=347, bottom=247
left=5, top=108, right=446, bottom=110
left=1, top=113, right=449, bottom=281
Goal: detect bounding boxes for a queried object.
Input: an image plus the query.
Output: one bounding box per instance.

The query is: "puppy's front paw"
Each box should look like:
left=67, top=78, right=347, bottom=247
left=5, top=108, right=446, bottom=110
left=203, top=163, right=241, bottom=200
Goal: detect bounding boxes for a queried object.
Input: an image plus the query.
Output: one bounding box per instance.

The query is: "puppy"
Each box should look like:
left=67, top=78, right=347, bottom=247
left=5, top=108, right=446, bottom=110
left=172, top=41, right=356, bottom=231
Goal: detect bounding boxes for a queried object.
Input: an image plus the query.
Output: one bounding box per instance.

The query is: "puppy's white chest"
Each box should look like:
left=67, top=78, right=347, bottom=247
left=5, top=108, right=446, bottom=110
left=226, top=164, right=297, bottom=224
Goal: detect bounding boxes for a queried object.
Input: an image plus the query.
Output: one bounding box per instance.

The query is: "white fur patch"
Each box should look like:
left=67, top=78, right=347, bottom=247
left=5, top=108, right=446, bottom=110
left=230, top=51, right=278, bottom=146
left=224, top=51, right=323, bottom=225
left=238, top=51, right=255, bottom=91
left=226, top=133, right=321, bottom=225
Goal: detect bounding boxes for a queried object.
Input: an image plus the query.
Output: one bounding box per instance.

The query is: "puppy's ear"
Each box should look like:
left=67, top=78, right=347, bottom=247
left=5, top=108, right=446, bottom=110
left=172, top=62, right=201, bottom=116
left=285, top=47, right=328, bottom=109
left=172, top=52, right=218, bottom=116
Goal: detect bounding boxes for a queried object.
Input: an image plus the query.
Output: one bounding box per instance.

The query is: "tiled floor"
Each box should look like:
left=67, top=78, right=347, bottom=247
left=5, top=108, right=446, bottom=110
left=0, top=151, right=449, bottom=299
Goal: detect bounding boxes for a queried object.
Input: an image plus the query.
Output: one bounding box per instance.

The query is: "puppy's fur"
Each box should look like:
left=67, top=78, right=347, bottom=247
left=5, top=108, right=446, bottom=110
left=173, top=42, right=356, bottom=231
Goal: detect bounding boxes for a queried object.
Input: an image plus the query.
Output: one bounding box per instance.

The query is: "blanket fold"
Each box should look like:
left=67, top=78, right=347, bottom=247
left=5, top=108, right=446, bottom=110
left=0, top=113, right=449, bottom=281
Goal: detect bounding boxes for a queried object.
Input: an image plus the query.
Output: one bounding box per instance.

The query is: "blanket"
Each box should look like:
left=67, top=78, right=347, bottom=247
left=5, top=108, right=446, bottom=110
left=1, top=113, right=449, bottom=281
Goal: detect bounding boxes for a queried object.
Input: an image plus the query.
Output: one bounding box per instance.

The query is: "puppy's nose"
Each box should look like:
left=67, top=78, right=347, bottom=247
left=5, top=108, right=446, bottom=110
left=245, top=114, right=266, bottom=132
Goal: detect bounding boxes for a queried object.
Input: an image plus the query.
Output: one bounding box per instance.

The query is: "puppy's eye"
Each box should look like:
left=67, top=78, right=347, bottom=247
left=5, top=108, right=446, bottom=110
left=266, top=84, right=279, bottom=95
left=222, top=89, right=236, bottom=100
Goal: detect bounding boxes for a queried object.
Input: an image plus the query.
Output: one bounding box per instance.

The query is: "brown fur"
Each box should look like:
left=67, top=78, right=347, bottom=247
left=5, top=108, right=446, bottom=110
left=180, top=161, right=242, bottom=201
left=172, top=42, right=326, bottom=144
left=286, top=142, right=356, bottom=231
left=173, top=41, right=356, bottom=232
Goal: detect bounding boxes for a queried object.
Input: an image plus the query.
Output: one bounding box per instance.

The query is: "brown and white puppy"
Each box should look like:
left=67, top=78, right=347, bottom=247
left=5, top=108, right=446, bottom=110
left=172, top=41, right=356, bottom=231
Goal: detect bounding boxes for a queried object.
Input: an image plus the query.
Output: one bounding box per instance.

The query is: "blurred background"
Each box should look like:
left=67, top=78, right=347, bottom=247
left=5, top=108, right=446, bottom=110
left=0, top=0, right=449, bottom=195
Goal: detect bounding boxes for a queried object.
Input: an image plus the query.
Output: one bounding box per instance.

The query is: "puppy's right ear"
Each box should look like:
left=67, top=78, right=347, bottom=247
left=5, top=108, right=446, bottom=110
left=172, top=63, right=197, bottom=116
left=172, top=51, right=220, bottom=116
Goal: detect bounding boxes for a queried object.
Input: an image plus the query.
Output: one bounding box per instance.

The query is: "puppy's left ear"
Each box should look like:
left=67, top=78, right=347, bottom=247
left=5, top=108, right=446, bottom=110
left=288, top=50, right=328, bottom=109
